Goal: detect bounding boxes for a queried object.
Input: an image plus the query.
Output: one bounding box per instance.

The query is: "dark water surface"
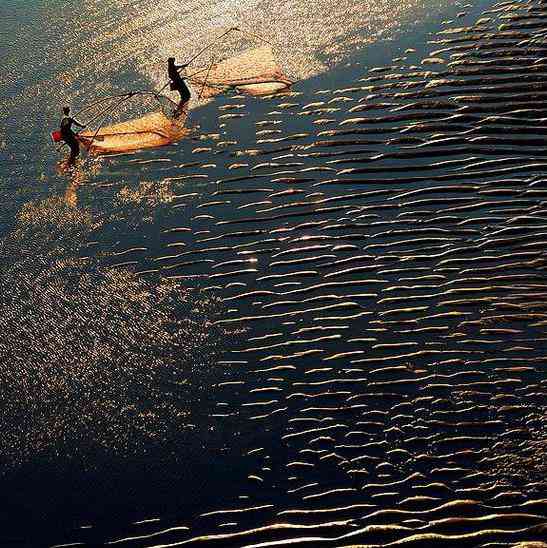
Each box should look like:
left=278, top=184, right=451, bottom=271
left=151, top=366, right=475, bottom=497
left=1, top=0, right=547, bottom=547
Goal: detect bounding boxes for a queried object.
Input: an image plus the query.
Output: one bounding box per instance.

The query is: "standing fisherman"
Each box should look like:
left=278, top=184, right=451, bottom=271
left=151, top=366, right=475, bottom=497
left=60, top=106, right=86, bottom=165
left=167, top=57, right=191, bottom=115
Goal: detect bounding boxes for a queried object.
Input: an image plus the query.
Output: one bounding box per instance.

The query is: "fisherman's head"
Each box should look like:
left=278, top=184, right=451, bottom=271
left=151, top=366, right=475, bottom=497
left=168, top=57, right=175, bottom=65
left=63, top=106, right=70, bottom=115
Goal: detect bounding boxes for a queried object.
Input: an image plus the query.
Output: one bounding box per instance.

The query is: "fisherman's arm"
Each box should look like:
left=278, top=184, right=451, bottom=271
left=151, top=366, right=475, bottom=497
left=71, top=117, right=87, bottom=128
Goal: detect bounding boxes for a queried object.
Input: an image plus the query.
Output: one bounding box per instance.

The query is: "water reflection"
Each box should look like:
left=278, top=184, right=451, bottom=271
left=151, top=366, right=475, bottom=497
left=4, top=0, right=547, bottom=546
left=63, top=170, right=83, bottom=208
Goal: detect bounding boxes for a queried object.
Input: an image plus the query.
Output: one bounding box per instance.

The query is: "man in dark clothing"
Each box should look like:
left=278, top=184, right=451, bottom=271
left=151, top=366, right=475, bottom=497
left=60, top=106, right=86, bottom=165
left=167, top=57, right=191, bottom=115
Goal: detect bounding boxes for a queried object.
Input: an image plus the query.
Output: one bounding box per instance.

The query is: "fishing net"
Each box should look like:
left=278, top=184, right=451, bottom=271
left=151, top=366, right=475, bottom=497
left=77, top=93, right=189, bottom=155
left=71, top=42, right=289, bottom=155
left=189, top=46, right=292, bottom=98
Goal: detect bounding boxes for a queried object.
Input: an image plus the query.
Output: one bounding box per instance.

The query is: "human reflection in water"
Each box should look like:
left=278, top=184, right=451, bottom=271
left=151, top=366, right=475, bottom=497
left=55, top=151, right=87, bottom=207
left=167, top=57, right=191, bottom=117
left=59, top=166, right=86, bottom=208
left=64, top=178, right=79, bottom=208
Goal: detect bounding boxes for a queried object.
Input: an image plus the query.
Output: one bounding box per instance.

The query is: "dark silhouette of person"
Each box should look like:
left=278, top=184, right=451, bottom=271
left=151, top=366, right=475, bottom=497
left=60, top=106, right=86, bottom=165
left=167, top=57, right=191, bottom=114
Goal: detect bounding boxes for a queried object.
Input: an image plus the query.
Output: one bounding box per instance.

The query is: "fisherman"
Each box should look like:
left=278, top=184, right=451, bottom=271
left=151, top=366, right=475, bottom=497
left=60, top=106, right=86, bottom=165
left=167, top=57, right=191, bottom=114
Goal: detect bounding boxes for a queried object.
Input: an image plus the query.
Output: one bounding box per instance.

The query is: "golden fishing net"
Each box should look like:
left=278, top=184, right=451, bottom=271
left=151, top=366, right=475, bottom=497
left=78, top=109, right=189, bottom=155
left=76, top=46, right=289, bottom=154
left=190, top=46, right=292, bottom=98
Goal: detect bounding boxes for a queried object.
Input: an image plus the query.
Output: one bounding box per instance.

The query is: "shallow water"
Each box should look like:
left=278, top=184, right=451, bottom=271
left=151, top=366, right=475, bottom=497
left=1, top=0, right=547, bottom=546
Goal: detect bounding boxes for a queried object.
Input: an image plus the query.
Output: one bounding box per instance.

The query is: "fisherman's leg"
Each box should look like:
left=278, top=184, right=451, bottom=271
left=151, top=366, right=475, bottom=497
left=173, top=83, right=190, bottom=118
left=68, top=138, right=80, bottom=164
left=178, top=80, right=191, bottom=104
left=178, top=89, right=191, bottom=104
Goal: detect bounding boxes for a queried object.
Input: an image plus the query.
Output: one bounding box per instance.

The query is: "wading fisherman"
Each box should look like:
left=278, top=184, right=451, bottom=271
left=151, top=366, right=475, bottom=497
left=167, top=57, right=191, bottom=115
left=60, top=106, right=86, bottom=165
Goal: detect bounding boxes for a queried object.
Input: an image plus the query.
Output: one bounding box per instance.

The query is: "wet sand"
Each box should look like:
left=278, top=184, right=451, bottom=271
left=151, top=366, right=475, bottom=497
left=1, top=0, right=547, bottom=546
